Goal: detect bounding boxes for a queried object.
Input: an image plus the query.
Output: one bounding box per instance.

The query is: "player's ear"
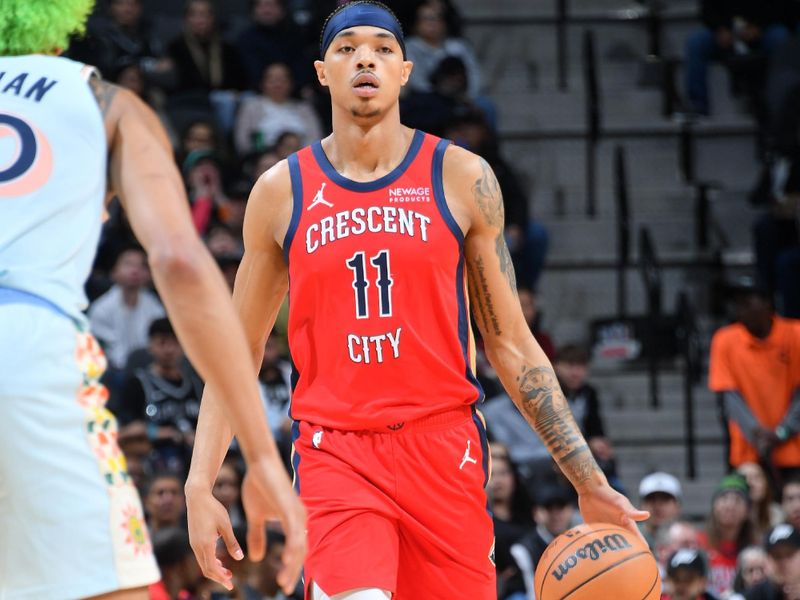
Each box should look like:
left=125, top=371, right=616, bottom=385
left=314, top=60, right=329, bottom=88
left=400, top=60, right=413, bottom=86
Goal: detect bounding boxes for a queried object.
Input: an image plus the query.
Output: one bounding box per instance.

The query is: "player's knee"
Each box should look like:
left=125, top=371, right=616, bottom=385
left=311, top=581, right=392, bottom=600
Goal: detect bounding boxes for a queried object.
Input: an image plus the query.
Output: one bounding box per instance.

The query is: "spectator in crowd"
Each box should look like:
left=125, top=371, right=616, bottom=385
left=180, top=119, right=221, bottom=163
left=488, top=443, right=534, bottom=600
left=656, top=521, right=702, bottom=576
left=144, top=473, right=187, bottom=533
left=89, top=246, right=165, bottom=371
left=744, top=524, right=800, bottom=600
left=554, top=344, right=620, bottom=488
left=234, top=62, right=322, bottom=155
left=663, top=549, right=719, bottom=600
left=246, top=149, right=281, bottom=183
left=738, top=462, right=786, bottom=537
left=489, top=444, right=535, bottom=534
left=206, top=223, right=244, bottom=259
left=113, top=318, right=203, bottom=475
left=684, top=0, right=791, bottom=116
left=701, top=474, right=758, bottom=598
left=217, top=180, right=251, bottom=242
left=505, top=486, right=578, bottom=600
left=273, top=131, right=304, bottom=160
left=405, top=0, right=483, bottom=100
left=150, top=527, right=207, bottom=600
left=731, top=546, right=772, bottom=599
left=518, top=287, right=555, bottom=359
left=236, top=0, right=310, bottom=92
left=213, top=458, right=245, bottom=530
left=183, top=149, right=230, bottom=236
left=709, top=279, right=800, bottom=484
left=782, top=477, right=800, bottom=530
left=639, top=472, right=684, bottom=550
left=752, top=149, right=800, bottom=319
left=259, top=335, right=293, bottom=467
left=401, top=55, right=495, bottom=134
left=167, top=0, right=247, bottom=96
left=250, top=530, right=303, bottom=600
left=443, top=111, right=548, bottom=291
left=208, top=524, right=261, bottom=600
left=88, top=0, right=168, bottom=82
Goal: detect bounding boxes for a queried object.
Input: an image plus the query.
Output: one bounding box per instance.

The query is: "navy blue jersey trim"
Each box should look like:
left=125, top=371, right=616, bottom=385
left=431, top=138, right=464, bottom=244
left=282, top=152, right=304, bottom=263
left=432, top=139, right=484, bottom=403
left=291, top=421, right=301, bottom=494
left=471, top=407, right=490, bottom=489
left=310, top=129, right=425, bottom=192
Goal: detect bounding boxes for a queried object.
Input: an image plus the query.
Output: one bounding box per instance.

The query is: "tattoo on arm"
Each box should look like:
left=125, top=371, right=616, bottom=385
left=88, top=77, right=119, bottom=118
left=472, top=158, right=504, bottom=227
left=472, top=159, right=518, bottom=294
left=495, top=234, right=517, bottom=294
left=516, top=365, right=601, bottom=486
left=468, top=255, right=502, bottom=336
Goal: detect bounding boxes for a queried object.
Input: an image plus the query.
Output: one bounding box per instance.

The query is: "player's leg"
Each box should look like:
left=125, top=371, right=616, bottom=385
left=292, top=422, right=400, bottom=597
left=310, top=581, right=391, bottom=599
left=84, top=586, right=149, bottom=600
left=0, top=304, right=159, bottom=600
left=393, top=407, right=496, bottom=598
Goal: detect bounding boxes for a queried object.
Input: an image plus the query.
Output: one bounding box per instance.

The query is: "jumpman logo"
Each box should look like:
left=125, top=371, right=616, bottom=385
left=459, top=440, right=477, bottom=470
left=307, top=182, right=334, bottom=210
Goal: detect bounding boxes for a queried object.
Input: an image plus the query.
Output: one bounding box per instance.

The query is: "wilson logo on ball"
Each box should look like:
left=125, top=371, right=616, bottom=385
left=551, top=533, right=632, bottom=581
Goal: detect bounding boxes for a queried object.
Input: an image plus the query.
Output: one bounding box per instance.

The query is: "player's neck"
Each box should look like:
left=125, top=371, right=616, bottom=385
left=325, top=113, right=413, bottom=182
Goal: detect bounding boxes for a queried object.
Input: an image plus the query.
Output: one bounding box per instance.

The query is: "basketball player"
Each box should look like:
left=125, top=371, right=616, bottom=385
left=0, top=2, right=305, bottom=599
left=187, top=2, right=649, bottom=599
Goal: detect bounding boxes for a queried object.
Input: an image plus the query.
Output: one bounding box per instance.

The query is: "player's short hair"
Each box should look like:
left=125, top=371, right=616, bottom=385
left=319, top=0, right=404, bottom=58
left=0, top=0, right=95, bottom=56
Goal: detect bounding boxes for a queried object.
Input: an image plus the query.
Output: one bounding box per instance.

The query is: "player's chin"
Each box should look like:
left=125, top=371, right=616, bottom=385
left=349, top=103, right=384, bottom=120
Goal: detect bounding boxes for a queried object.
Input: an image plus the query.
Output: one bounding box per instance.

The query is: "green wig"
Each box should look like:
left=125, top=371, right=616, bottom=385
left=0, top=0, right=95, bottom=56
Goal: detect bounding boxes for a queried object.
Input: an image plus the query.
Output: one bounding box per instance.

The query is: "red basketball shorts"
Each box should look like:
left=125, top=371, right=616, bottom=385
left=290, top=404, right=496, bottom=599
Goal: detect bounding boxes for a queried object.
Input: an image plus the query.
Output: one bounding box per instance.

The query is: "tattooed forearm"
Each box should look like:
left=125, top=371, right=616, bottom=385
left=495, top=234, right=517, bottom=294
left=470, top=255, right=502, bottom=335
left=467, top=259, right=491, bottom=333
left=88, top=77, right=119, bottom=118
left=472, top=158, right=504, bottom=227
left=516, top=365, right=602, bottom=486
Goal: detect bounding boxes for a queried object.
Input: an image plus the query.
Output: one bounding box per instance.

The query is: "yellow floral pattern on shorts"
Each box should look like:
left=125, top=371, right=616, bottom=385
left=75, top=331, right=151, bottom=556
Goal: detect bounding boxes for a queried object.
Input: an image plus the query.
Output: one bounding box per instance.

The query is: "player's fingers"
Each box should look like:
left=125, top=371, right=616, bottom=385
left=278, top=527, right=306, bottom=594
left=247, top=519, right=267, bottom=563
left=627, top=509, right=650, bottom=522
left=619, top=515, right=649, bottom=547
left=218, top=516, right=245, bottom=561
left=197, top=544, right=234, bottom=590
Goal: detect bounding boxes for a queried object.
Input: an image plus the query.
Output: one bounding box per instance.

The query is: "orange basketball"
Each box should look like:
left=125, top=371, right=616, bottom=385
left=533, top=522, right=661, bottom=600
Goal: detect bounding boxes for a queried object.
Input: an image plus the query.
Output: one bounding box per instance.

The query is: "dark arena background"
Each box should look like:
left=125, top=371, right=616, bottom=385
left=58, top=0, right=800, bottom=598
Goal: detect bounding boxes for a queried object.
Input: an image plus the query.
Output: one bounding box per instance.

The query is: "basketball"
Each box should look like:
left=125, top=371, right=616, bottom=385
left=533, top=523, right=661, bottom=600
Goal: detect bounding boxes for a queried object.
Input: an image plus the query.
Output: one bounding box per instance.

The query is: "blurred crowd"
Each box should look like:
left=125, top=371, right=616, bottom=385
left=59, top=0, right=800, bottom=598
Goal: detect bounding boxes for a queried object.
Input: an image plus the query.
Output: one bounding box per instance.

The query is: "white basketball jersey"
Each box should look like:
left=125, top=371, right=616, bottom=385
left=0, top=55, right=106, bottom=324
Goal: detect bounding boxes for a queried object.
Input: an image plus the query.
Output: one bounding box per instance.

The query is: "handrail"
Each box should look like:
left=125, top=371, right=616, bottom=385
left=639, top=226, right=662, bottom=408
left=614, top=145, right=631, bottom=317
left=676, top=291, right=702, bottom=479
left=583, top=29, right=600, bottom=217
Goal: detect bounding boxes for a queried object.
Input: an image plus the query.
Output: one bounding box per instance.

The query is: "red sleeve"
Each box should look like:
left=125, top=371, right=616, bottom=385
left=708, top=329, right=736, bottom=392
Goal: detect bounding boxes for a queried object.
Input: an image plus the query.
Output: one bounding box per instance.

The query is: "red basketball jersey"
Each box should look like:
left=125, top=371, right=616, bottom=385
left=284, top=130, right=484, bottom=429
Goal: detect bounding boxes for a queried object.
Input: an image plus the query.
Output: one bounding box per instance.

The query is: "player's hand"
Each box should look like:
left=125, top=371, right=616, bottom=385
left=578, top=484, right=650, bottom=546
left=185, top=489, right=242, bottom=591
left=241, top=453, right=307, bottom=595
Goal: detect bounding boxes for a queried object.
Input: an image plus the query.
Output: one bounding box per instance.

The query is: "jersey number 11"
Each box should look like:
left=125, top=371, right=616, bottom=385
left=346, top=250, right=394, bottom=319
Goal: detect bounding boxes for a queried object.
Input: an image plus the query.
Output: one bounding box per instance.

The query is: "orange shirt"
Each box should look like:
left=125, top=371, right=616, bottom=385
left=708, top=317, right=800, bottom=467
